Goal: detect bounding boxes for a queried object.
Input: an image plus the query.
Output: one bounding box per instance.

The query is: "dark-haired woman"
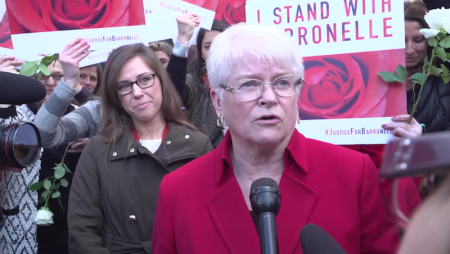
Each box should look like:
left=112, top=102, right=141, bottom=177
left=168, top=14, right=229, bottom=147
left=55, top=40, right=212, bottom=253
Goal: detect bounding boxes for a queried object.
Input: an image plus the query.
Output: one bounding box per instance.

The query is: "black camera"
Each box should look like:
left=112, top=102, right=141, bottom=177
left=0, top=121, right=41, bottom=168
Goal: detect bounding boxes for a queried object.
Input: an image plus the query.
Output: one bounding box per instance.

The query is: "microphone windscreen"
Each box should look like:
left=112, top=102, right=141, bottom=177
left=0, top=72, right=46, bottom=104
left=300, top=224, right=347, bottom=254
left=250, top=177, right=279, bottom=193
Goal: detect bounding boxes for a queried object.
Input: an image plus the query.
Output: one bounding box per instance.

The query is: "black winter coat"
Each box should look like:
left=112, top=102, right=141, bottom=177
left=407, top=76, right=450, bottom=133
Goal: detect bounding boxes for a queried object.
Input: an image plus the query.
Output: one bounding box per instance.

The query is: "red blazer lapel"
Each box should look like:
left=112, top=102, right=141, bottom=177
left=277, top=169, right=318, bottom=254
left=207, top=179, right=260, bottom=254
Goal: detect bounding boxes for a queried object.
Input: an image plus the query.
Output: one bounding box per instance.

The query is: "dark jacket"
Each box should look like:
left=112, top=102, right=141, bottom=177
left=167, top=54, right=224, bottom=147
left=68, top=122, right=213, bottom=254
left=407, top=76, right=450, bottom=133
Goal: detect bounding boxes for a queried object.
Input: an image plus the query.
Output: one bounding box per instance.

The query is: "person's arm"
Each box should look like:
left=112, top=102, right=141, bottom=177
left=74, top=87, right=95, bottom=105
left=152, top=175, right=177, bottom=254
left=359, top=154, right=400, bottom=254
left=68, top=139, right=110, bottom=254
left=167, top=42, right=190, bottom=105
left=34, top=79, right=100, bottom=148
left=167, top=13, right=200, bottom=106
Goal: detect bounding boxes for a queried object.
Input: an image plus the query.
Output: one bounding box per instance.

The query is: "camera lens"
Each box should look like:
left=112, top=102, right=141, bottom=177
left=0, top=122, right=41, bottom=168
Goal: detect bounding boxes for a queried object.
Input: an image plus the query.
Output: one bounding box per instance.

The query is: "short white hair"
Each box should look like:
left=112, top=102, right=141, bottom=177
left=206, top=23, right=304, bottom=97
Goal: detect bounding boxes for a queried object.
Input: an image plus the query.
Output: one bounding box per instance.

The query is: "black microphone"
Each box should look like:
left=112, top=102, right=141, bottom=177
left=250, top=177, right=281, bottom=254
left=300, top=224, right=348, bottom=254
left=0, top=72, right=46, bottom=104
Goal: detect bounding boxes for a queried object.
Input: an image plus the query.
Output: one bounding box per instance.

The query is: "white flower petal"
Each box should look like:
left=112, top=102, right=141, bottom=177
left=424, top=8, right=450, bottom=30
left=445, top=27, right=450, bottom=34
left=33, top=208, right=54, bottom=226
left=420, top=28, right=440, bottom=39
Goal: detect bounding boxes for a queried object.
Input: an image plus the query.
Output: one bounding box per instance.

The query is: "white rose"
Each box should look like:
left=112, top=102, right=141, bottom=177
left=33, top=208, right=54, bottom=226
left=420, top=7, right=450, bottom=38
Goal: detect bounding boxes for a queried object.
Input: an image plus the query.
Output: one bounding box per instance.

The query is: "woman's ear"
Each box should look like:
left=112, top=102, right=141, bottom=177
left=210, top=89, right=222, bottom=115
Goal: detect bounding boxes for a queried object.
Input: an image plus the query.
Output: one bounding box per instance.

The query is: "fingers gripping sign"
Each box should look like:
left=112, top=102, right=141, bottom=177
left=176, top=13, right=201, bottom=46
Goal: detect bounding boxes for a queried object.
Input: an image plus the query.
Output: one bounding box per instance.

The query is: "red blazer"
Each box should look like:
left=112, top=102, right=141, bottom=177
left=152, top=130, right=400, bottom=254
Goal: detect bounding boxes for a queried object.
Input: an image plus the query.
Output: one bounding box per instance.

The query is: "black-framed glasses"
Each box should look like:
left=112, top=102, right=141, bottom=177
left=220, top=74, right=304, bottom=102
left=35, top=74, right=64, bottom=82
left=116, top=74, right=157, bottom=96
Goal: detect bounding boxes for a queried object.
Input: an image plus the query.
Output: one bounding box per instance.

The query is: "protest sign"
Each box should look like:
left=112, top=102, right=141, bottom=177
left=246, top=0, right=406, bottom=145
left=5, top=0, right=149, bottom=64
left=148, top=0, right=216, bottom=29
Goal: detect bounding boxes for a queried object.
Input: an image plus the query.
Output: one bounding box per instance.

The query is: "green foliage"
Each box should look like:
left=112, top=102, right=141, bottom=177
left=377, top=64, right=407, bottom=83
left=396, top=65, right=407, bottom=80
left=440, top=36, right=450, bottom=49
left=18, top=53, right=59, bottom=78
left=54, top=163, right=66, bottom=179
left=428, top=37, right=438, bottom=47
left=60, top=179, right=68, bottom=187
left=19, top=62, right=39, bottom=77
left=378, top=71, right=397, bottom=82
left=28, top=144, right=72, bottom=213
left=29, top=181, right=43, bottom=191
left=436, top=47, right=447, bottom=62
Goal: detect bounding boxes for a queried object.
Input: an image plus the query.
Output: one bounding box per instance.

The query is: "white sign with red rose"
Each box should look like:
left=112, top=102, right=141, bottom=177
left=246, top=0, right=407, bottom=145
left=5, top=0, right=151, bottom=61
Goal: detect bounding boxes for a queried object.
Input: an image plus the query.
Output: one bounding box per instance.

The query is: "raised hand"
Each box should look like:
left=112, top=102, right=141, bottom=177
left=176, top=13, right=201, bottom=46
left=59, top=38, right=91, bottom=88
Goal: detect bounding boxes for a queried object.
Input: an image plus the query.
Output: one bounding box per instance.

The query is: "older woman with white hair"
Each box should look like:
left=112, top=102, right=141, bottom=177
left=152, top=23, right=399, bottom=254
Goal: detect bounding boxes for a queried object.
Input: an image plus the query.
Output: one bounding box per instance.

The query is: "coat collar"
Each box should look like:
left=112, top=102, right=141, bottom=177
left=209, top=129, right=317, bottom=254
left=215, top=129, right=310, bottom=184
left=108, top=122, right=203, bottom=166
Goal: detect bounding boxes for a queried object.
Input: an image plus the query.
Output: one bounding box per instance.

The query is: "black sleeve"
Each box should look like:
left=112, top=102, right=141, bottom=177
left=74, top=88, right=95, bottom=105
left=167, top=54, right=189, bottom=106
left=0, top=105, right=17, bottom=119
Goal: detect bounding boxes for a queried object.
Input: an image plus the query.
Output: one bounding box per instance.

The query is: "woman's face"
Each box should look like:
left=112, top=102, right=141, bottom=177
left=79, top=66, right=98, bottom=93
left=201, top=30, right=221, bottom=62
left=41, top=60, right=64, bottom=102
left=154, top=50, right=170, bottom=69
left=117, top=56, right=164, bottom=126
left=211, top=58, right=299, bottom=147
left=405, top=21, right=428, bottom=69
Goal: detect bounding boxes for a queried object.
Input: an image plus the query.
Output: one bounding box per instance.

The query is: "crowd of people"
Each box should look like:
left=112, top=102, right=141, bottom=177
left=0, top=0, right=449, bottom=253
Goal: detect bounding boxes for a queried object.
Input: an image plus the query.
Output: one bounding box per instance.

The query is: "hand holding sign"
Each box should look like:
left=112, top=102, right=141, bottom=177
left=177, top=13, right=201, bottom=46
left=0, top=56, right=22, bottom=73
left=59, top=38, right=90, bottom=88
left=382, top=115, right=423, bottom=138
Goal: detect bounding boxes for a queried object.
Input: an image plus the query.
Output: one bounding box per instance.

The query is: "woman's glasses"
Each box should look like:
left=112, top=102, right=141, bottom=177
left=116, top=74, right=157, bottom=96
left=220, top=74, right=304, bottom=102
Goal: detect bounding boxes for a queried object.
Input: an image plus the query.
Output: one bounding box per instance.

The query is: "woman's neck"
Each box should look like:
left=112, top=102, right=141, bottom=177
left=133, top=114, right=166, bottom=140
left=230, top=142, right=286, bottom=182
left=230, top=143, right=286, bottom=211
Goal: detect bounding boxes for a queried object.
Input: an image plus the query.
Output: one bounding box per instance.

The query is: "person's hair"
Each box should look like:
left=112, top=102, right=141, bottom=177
left=80, top=64, right=103, bottom=95
left=97, top=43, right=197, bottom=145
left=188, top=19, right=230, bottom=84
left=404, top=1, right=429, bottom=29
left=149, top=41, right=174, bottom=59
left=207, top=23, right=305, bottom=99
left=404, top=1, right=434, bottom=72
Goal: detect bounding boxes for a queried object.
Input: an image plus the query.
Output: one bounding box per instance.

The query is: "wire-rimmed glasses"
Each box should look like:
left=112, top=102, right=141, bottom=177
left=220, top=74, right=304, bottom=102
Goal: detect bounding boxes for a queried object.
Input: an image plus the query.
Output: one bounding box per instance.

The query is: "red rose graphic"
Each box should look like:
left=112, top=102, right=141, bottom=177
left=298, top=49, right=406, bottom=119
left=215, top=0, right=246, bottom=24
left=6, top=0, right=145, bottom=34
left=182, top=0, right=220, bottom=12
left=0, top=12, right=12, bottom=49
